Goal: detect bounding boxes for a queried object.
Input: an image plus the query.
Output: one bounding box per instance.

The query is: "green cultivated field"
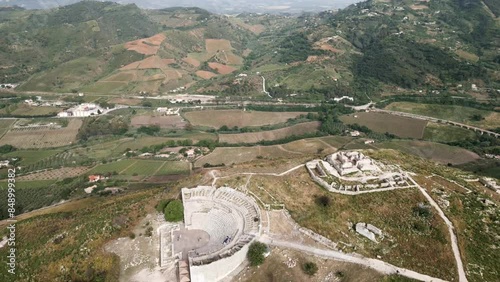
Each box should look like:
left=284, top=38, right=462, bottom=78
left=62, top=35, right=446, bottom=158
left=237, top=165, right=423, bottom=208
left=0, top=120, right=15, bottom=136
left=423, top=123, right=476, bottom=143
left=385, top=102, right=500, bottom=129
left=89, top=159, right=190, bottom=177
left=88, top=159, right=138, bottom=174
left=2, top=149, right=62, bottom=166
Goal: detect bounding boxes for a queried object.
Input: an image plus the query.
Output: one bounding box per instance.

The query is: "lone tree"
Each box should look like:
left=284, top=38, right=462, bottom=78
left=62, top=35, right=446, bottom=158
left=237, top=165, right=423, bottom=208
left=163, top=200, right=184, bottom=222
left=247, top=242, right=267, bottom=266
left=302, top=261, right=318, bottom=276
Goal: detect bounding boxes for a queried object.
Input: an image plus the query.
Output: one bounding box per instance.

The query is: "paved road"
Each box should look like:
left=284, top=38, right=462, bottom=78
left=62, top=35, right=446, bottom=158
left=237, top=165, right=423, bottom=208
left=259, top=236, right=447, bottom=282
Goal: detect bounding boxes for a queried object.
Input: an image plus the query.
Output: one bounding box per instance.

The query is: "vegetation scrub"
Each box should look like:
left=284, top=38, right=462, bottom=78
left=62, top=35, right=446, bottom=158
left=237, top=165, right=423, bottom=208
left=6, top=168, right=16, bottom=275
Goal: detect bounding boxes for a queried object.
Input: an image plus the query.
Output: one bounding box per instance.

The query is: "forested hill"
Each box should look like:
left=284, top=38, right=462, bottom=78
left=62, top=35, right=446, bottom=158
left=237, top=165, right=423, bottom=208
left=0, top=0, right=498, bottom=101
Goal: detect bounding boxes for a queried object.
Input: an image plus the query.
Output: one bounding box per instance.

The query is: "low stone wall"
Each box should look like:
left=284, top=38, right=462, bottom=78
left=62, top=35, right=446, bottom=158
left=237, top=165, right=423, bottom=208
left=282, top=210, right=337, bottom=250
left=189, top=239, right=252, bottom=282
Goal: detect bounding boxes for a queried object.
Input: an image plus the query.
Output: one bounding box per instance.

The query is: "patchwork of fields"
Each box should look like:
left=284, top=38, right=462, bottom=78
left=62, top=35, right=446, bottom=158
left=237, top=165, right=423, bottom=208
left=184, top=110, right=306, bottom=128
left=219, top=121, right=320, bottom=144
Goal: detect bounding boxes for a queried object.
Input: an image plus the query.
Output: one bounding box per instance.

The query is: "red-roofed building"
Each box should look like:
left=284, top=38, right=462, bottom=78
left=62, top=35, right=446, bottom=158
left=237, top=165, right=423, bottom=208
left=88, top=175, right=103, bottom=183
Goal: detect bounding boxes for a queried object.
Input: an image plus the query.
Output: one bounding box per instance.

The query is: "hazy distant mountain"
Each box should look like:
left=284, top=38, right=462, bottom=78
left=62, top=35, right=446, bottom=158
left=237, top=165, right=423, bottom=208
left=0, top=0, right=360, bottom=13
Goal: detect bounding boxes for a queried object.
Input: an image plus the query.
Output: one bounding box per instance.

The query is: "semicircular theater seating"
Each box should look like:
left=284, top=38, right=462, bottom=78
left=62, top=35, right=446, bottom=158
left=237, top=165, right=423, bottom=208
left=181, top=186, right=261, bottom=263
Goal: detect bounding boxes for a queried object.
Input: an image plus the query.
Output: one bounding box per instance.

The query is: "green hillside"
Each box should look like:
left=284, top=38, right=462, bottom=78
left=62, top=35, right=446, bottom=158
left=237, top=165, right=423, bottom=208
left=0, top=0, right=498, bottom=100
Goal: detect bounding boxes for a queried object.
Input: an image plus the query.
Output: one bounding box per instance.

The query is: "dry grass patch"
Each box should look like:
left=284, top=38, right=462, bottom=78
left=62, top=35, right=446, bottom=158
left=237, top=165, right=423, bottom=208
left=0, top=119, right=82, bottom=148
left=247, top=169, right=456, bottom=280
left=195, top=136, right=338, bottom=167
left=121, top=55, right=175, bottom=70
left=205, top=39, right=232, bottom=53
left=219, top=122, right=320, bottom=144
left=183, top=57, right=200, bottom=67
left=195, top=70, right=217, bottom=79
left=239, top=247, right=384, bottom=282
left=131, top=114, right=187, bottom=129
left=455, top=50, right=479, bottom=62
left=340, top=112, right=428, bottom=139
left=184, top=110, right=307, bottom=128
left=375, top=140, right=480, bottom=165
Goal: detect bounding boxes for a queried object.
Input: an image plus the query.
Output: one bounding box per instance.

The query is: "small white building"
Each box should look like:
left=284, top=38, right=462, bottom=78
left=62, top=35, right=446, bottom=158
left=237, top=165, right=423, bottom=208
left=57, top=111, right=72, bottom=117
left=350, top=131, right=361, bottom=137
left=0, top=160, right=10, bottom=168
left=186, top=149, right=196, bottom=158
left=157, top=107, right=180, bottom=115
left=364, top=139, right=375, bottom=144
left=333, top=96, right=354, bottom=102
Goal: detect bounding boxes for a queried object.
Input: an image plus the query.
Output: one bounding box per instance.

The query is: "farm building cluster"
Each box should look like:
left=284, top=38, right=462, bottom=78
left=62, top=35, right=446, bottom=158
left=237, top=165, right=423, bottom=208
left=25, top=96, right=71, bottom=107
left=57, top=103, right=104, bottom=117
left=306, top=151, right=414, bottom=194
left=156, top=107, right=180, bottom=115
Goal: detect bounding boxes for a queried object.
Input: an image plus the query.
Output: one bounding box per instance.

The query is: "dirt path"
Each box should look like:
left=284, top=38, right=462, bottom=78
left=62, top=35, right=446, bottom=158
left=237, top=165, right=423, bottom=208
left=0, top=118, right=16, bottom=139
left=409, top=177, right=468, bottom=282
left=317, top=138, right=337, bottom=150
left=258, top=236, right=447, bottom=282
left=277, top=145, right=303, bottom=155
left=210, top=165, right=305, bottom=186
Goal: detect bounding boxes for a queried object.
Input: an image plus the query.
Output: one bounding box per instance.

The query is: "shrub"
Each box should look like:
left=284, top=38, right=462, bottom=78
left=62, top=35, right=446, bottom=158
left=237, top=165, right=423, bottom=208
left=156, top=199, right=171, bottom=213
left=413, top=204, right=432, bottom=219
left=247, top=242, right=267, bottom=266
left=128, top=232, right=136, bottom=239
left=302, top=261, right=318, bottom=276
left=163, top=200, right=184, bottom=222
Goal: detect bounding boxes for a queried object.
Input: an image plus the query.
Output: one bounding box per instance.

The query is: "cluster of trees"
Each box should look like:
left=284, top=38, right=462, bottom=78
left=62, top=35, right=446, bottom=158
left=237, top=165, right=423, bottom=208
left=137, top=125, right=161, bottom=135
left=0, top=144, right=16, bottom=154
left=278, top=32, right=325, bottom=63
left=246, top=105, right=322, bottom=112
left=447, top=133, right=500, bottom=155
left=354, top=38, right=486, bottom=89
left=376, top=95, right=497, bottom=111
left=77, top=116, right=128, bottom=141
left=318, top=104, right=354, bottom=135
left=136, top=139, right=194, bottom=154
